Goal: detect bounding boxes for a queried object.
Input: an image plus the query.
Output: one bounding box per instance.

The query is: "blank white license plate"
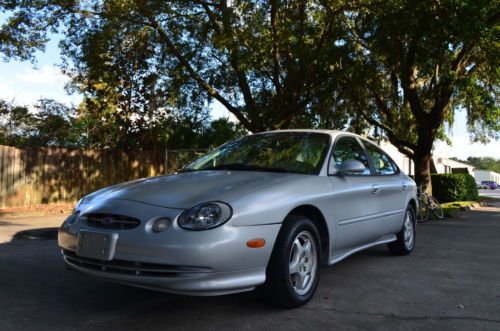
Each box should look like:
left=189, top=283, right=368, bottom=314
left=76, top=231, right=118, bottom=261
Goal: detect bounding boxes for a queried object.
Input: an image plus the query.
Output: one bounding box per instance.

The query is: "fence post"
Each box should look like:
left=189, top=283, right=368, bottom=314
left=164, top=147, right=168, bottom=175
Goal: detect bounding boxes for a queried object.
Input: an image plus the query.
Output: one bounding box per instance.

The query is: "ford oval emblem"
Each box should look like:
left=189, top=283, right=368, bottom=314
left=101, top=217, right=113, bottom=226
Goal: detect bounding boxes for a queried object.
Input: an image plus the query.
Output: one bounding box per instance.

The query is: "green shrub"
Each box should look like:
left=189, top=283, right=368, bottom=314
left=431, top=173, right=479, bottom=203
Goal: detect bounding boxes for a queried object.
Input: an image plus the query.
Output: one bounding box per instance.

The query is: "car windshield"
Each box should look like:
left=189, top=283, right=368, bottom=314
left=182, top=132, right=331, bottom=175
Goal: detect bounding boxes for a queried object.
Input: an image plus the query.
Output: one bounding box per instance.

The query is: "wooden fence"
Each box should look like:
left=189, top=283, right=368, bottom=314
left=0, top=146, right=206, bottom=208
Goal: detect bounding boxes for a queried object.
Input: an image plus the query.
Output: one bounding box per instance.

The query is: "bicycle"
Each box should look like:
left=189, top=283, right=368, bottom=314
left=416, top=186, right=444, bottom=223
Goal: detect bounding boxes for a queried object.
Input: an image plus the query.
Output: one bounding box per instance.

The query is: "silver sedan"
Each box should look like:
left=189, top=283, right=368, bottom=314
left=58, top=130, right=417, bottom=307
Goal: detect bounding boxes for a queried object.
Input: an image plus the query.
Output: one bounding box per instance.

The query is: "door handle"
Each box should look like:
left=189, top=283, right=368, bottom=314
left=402, top=182, right=408, bottom=191
left=371, top=184, right=381, bottom=194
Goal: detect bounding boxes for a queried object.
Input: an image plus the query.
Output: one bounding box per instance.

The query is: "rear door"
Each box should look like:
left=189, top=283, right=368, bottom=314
left=360, top=139, right=407, bottom=237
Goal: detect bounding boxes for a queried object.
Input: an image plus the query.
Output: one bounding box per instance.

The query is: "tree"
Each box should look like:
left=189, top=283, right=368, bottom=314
left=1, top=1, right=498, bottom=189
left=0, top=97, right=245, bottom=149
left=199, top=117, right=247, bottom=148
left=0, top=0, right=355, bottom=132
left=340, top=0, right=499, bottom=192
left=32, top=99, right=81, bottom=147
left=0, top=100, right=34, bottom=146
left=0, top=98, right=79, bottom=147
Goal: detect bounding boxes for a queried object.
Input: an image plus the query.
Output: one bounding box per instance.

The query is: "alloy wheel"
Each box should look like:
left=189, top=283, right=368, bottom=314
left=403, top=211, right=415, bottom=250
left=288, top=231, right=317, bottom=295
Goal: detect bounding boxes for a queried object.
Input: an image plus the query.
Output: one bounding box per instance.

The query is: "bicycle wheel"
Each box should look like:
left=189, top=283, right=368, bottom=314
left=428, top=196, right=444, bottom=219
left=417, top=199, right=430, bottom=223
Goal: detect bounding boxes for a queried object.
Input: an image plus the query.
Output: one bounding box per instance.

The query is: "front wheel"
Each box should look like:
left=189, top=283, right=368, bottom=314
left=428, top=196, right=444, bottom=219
left=261, top=215, right=321, bottom=308
left=388, top=206, right=416, bottom=255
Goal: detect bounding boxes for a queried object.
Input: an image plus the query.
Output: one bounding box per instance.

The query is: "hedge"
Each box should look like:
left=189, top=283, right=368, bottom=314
left=431, top=173, right=479, bottom=203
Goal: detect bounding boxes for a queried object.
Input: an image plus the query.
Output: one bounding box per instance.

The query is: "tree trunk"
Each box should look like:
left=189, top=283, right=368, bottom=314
left=413, top=152, right=433, bottom=194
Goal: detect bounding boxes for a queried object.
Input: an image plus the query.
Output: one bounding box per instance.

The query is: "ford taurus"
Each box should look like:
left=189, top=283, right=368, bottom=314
left=58, top=130, right=417, bottom=307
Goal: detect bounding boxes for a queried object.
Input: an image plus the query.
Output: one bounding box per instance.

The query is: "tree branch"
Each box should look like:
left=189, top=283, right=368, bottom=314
left=398, top=37, right=426, bottom=123
left=368, top=85, right=395, bottom=125
left=138, top=12, right=257, bottom=131
left=212, top=4, right=259, bottom=123
left=270, top=0, right=284, bottom=109
left=360, top=111, right=416, bottom=157
left=228, top=50, right=258, bottom=120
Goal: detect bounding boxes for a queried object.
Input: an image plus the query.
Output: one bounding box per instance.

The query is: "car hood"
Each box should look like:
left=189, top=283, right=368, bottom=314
left=82, top=170, right=298, bottom=209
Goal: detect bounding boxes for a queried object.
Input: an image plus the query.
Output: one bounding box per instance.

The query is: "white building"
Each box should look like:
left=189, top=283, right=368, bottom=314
left=378, top=141, right=475, bottom=177
left=475, top=170, right=500, bottom=184
left=379, top=141, right=414, bottom=175
left=434, top=157, right=475, bottom=175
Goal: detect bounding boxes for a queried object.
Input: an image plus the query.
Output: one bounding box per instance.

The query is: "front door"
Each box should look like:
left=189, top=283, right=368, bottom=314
left=328, top=136, right=378, bottom=250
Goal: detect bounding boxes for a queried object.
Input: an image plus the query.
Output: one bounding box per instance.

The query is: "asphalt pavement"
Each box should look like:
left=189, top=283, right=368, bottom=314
left=0, top=207, right=499, bottom=331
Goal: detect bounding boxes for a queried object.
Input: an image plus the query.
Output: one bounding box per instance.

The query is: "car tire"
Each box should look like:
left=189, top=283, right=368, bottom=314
left=261, top=215, right=321, bottom=308
left=387, top=205, right=416, bottom=255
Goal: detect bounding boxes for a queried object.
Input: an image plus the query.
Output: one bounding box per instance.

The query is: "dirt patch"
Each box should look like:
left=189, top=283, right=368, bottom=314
left=0, top=204, right=73, bottom=219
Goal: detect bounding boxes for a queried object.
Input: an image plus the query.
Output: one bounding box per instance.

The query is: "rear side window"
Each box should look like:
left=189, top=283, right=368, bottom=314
left=363, top=142, right=397, bottom=175
left=332, top=137, right=371, bottom=175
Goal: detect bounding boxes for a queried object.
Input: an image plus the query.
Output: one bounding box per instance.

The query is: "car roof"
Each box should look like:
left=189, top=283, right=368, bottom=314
left=252, top=129, right=381, bottom=145
left=253, top=129, right=355, bottom=139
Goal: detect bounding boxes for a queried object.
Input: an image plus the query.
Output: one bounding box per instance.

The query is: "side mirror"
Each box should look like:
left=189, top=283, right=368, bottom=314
left=330, top=159, right=366, bottom=175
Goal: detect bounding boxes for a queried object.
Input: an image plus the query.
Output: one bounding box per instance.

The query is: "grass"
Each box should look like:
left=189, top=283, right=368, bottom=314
left=440, top=195, right=499, bottom=215
left=440, top=201, right=477, bottom=215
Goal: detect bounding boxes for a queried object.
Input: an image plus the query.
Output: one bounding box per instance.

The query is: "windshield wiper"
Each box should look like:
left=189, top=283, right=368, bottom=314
left=198, top=163, right=292, bottom=173
left=177, top=168, right=195, bottom=173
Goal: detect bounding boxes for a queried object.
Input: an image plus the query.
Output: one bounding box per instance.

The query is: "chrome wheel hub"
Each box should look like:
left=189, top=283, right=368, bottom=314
left=403, top=211, right=414, bottom=250
left=289, top=231, right=317, bottom=295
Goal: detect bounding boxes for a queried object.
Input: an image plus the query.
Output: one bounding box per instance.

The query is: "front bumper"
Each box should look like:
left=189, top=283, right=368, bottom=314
left=62, top=249, right=266, bottom=295
left=58, top=199, right=281, bottom=295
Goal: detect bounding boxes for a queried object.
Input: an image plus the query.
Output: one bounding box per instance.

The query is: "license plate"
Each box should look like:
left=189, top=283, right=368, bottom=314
left=76, top=231, right=118, bottom=261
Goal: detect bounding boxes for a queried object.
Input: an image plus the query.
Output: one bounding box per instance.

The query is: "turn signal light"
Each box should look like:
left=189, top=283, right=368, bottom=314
left=247, top=238, right=266, bottom=248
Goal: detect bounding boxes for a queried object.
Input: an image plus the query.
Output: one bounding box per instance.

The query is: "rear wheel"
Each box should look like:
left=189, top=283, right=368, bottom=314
left=261, top=215, right=321, bottom=308
left=417, top=197, right=430, bottom=223
left=388, top=206, right=416, bottom=255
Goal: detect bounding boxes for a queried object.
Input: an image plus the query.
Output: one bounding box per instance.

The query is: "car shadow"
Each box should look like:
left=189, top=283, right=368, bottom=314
left=2, top=206, right=499, bottom=330
left=0, top=231, right=290, bottom=330
left=12, top=227, right=59, bottom=240
left=0, top=229, right=393, bottom=330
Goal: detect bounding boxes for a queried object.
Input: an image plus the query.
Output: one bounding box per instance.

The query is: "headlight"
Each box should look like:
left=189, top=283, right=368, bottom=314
left=74, top=196, right=88, bottom=210
left=64, top=210, right=80, bottom=226
left=178, top=202, right=232, bottom=230
left=75, top=197, right=83, bottom=209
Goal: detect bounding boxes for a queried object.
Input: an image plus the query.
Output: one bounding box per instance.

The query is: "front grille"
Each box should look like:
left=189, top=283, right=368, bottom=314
left=63, top=250, right=212, bottom=277
left=83, top=213, right=141, bottom=230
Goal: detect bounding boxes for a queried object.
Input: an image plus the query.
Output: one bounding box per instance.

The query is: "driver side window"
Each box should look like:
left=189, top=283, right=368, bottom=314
left=331, top=137, right=371, bottom=175
left=363, top=142, right=397, bottom=175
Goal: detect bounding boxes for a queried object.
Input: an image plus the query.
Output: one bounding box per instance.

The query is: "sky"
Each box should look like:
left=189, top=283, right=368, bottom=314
left=0, top=34, right=497, bottom=160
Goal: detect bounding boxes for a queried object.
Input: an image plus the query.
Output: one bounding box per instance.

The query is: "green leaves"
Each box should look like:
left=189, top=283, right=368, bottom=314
left=341, top=0, right=498, bottom=150
left=0, top=98, right=78, bottom=147
left=0, top=0, right=497, bottom=165
left=431, top=173, right=479, bottom=203
left=1, top=1, right=357, bottom=132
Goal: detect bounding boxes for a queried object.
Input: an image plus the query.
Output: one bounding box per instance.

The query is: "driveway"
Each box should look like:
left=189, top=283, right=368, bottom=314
left=0, top=215, right=66, bottom=244
left=479, top=188, right=500, bottom=199
left=0, top=208, right=499, bottom=331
